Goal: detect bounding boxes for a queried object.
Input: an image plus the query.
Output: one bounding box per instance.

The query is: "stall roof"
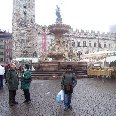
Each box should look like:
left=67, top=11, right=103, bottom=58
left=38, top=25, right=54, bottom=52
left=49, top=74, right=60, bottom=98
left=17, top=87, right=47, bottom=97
left=13, top=58, right=39, bottom=63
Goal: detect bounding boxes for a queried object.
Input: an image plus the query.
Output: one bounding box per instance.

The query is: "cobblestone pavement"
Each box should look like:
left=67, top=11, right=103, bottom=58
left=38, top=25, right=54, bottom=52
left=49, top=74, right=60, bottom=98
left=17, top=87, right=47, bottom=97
left=0, top=78, right=116, bottom=116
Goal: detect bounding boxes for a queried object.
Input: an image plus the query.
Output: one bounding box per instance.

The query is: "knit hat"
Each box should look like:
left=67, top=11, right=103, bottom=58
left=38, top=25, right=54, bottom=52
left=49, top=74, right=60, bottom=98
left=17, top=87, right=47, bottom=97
left=10, top=63, right=16, bottom=68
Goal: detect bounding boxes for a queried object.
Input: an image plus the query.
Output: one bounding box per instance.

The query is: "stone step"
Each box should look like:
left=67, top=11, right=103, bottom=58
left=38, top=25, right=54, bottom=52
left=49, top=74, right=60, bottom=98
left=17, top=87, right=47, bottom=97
left=32, top=72, right=63, bottom=74
left=31, top=70, right=88, bottom=79
left=32, top=73, right=87, bottom=75
left=32, top=71, right=87, bottom=74
left=32, top=74, right=61, bottom=76
left=32, top=73, right=87, bottom=76
left=31, top=75, right=88, bottom=80
left=32, top=70, right=87, bottom=73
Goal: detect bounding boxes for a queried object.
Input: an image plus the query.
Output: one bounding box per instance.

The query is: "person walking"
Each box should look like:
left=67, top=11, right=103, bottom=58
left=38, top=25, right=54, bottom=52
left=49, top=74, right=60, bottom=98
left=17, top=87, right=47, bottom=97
left=21, top=64, right=32, bottom=103
left=6, top=63, right=19, bottom=106
left=0, top=65, right=5, bottom=89
left=61, top=65, right=77, bottom=111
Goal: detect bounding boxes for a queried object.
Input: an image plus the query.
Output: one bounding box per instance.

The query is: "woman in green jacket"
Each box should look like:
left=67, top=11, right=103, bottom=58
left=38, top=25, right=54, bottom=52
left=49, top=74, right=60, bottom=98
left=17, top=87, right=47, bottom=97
left=21, top=64, right=32, bottom=103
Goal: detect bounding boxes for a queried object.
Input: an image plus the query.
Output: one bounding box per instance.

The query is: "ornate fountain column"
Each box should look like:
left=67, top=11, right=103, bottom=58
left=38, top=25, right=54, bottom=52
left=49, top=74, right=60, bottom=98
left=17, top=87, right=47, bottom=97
left=47, top=5, right=71, bottom=61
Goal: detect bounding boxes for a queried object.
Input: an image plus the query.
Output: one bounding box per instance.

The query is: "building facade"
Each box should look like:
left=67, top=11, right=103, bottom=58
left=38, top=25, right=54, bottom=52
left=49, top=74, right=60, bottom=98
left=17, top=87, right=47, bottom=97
left=36, top=28, right=116, bottom=57
left=12, top=1, right=116, bottom=59
left=0, top=37, right=4, bottom=65
left=12, top=0, right=42, bottom=58
left=0, top=30, right=12, bottom=65
left=63, top=29, right=116, bottom=54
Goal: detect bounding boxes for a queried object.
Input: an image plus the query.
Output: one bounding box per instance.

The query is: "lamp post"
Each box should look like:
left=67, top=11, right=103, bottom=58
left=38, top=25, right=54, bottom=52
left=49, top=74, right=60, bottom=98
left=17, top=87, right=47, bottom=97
left=77, top=51, right=82, bottom=60
left=97, top=37, right=100, bottom=52
left=95, top=35, right=99, bottom=52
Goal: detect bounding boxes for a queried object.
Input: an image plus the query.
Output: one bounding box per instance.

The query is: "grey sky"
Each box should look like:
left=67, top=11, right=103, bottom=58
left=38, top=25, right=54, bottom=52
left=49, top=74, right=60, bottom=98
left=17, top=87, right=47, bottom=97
left=0, top=0, right=116, bottom=32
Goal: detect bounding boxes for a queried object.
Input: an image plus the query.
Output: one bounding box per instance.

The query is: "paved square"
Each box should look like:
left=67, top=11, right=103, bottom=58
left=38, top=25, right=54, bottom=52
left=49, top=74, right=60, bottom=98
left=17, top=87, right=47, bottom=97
left=0, top=78, right=116, bottom=116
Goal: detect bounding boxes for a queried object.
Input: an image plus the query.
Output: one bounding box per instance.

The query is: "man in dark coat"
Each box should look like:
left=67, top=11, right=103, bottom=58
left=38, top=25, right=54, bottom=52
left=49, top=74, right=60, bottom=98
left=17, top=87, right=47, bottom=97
left=61, top=65, right=77, bottom=111
left=21, top=64, right=32, bottom=103
left=6, top=63, right=19, bottom=106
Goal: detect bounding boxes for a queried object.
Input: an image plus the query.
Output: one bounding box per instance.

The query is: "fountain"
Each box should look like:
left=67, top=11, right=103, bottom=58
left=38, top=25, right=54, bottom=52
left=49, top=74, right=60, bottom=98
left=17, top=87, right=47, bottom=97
left=32, top=5, right=88, bottom=78
left=47, top=23, right=71, bottom=60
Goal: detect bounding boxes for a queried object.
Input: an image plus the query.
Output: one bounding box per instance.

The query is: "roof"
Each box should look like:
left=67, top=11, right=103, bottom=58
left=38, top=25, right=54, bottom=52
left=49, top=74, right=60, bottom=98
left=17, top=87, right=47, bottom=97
left=0, top=30, right=12, bottom=39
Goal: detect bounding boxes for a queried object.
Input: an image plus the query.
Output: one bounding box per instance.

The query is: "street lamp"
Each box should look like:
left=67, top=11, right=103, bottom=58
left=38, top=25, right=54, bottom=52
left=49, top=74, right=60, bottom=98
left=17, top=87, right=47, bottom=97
left=95, top=35, right=99, bottom=52
left=97, top=37, right=100, bottom=52
left=77, top=51, right=82, bottom=60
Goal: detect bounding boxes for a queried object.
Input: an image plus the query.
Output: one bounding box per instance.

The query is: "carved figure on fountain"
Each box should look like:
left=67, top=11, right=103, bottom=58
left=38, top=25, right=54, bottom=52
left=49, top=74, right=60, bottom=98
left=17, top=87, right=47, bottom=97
left=63, top=50, right=69, bottom=61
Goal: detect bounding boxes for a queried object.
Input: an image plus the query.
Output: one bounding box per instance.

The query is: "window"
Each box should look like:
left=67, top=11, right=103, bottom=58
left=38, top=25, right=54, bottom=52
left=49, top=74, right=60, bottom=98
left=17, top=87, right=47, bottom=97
left=98, top=42, right=102, bottom=48
left=0, top=45, right=4, bottom=49
left=0, top=52, right=4, bottom=55
left=23, top=5, right=26, bottom=9
left=0, top=58, right=3, bottom=62
left=94, top=43, right=97, bottom=47
left=104, top=43, right=107, bottom=48
left=109, top=44, right=110, bottom=48
left=89, top=43, right=91, bottom=47
left=6, top=58, right=9, bottom=62
left=83, top=41, right=86, bottom=47
left=89, top=41, right=91, bottom=47
left=0, top=40, right=3, bottom=42
left=6, top=52, right=9, bottom=56
left=77, top=42, right=81, bottom=47
left=6, top=46, right=9, bottom=49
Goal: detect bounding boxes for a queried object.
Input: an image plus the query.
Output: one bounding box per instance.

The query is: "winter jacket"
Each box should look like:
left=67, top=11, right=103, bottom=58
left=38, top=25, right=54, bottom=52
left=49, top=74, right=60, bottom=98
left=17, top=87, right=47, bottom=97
left=6, top=69, right=19, bottom=90
left=61, top=72, right=77, bottom=94
left=21, top=69, right=32, bottom=90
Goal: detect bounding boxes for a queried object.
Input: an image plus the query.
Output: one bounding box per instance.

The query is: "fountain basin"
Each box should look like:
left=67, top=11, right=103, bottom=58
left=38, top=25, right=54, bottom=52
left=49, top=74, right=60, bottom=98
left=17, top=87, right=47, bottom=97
left=48, top=23, right=71, bottom=35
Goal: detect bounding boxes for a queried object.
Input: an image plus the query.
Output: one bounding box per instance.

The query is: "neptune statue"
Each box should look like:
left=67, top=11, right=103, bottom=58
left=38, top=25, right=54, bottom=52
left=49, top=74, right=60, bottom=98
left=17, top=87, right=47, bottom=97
left=56, top=5, right=62, bottom=23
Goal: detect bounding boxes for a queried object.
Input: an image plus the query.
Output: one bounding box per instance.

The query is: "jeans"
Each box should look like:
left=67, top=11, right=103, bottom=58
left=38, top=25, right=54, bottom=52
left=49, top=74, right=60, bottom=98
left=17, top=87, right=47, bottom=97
left=0, top=75, right=3, bottom=88
left=23, top=89, right=31, bottom=102
left=64, top=93, right=72, bottom=108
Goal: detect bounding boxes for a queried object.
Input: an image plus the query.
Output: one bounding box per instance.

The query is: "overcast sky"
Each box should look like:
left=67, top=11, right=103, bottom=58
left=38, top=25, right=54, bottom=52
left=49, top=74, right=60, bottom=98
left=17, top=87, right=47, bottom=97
left=0, top=0, right=116, bottom=32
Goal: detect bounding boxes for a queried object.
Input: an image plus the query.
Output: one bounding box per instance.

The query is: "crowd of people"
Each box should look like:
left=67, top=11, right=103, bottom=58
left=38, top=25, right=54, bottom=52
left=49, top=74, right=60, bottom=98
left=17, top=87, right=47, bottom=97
left=0, top=63, right=77, bottom=111
left=0, top=63, right=32, bottom=106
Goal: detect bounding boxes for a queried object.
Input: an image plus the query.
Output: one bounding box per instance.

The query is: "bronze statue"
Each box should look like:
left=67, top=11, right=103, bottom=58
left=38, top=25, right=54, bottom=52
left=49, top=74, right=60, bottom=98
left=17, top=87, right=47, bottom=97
left=56, top=5, right=62, bottom=23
